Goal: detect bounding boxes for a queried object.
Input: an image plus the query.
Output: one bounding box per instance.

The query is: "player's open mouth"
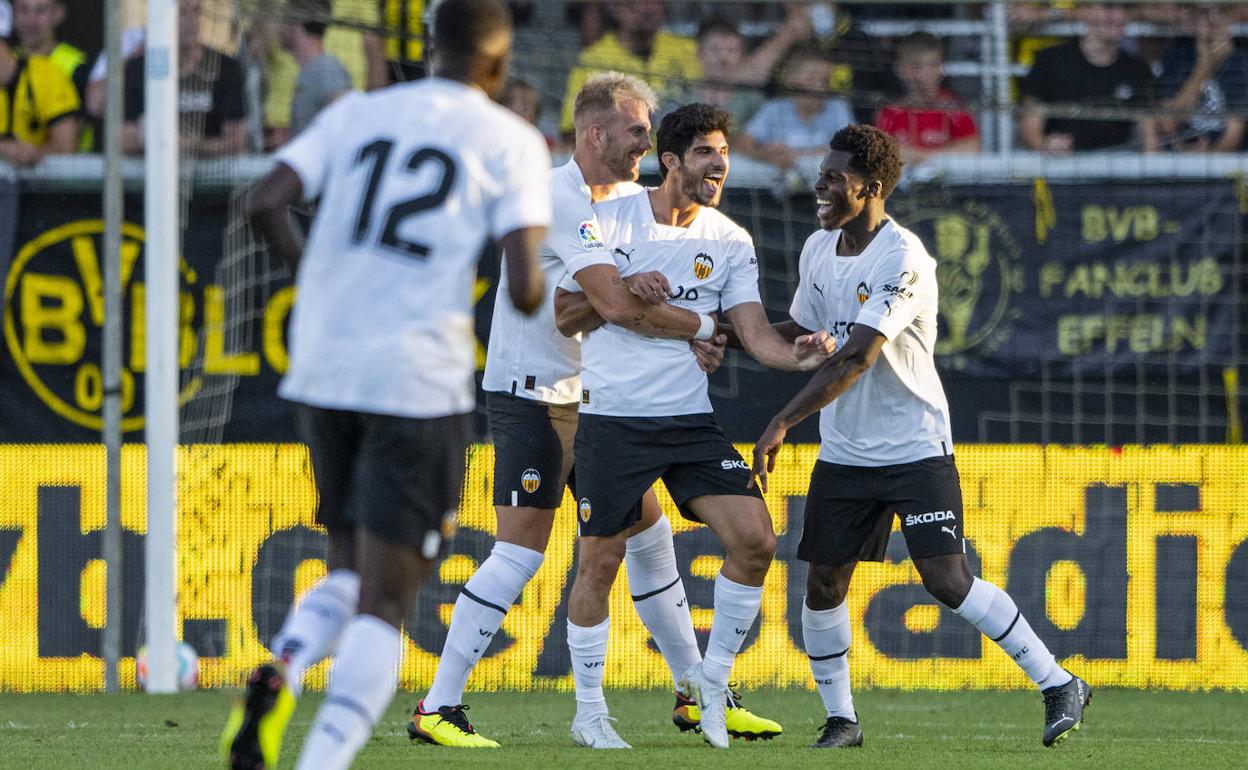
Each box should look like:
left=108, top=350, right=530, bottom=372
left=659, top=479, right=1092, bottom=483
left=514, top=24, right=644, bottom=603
left=816, top=197, right=833, bottom=217
left=702, top=174, right=723, bottom=197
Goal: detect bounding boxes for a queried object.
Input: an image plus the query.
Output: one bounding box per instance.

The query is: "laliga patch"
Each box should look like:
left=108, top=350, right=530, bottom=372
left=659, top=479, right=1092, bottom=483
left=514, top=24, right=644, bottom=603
left=578, top=220, right=604, bottom=249
left=521, top=468, right=541, bottom=494
left=579, top=498, right=592, bottom=523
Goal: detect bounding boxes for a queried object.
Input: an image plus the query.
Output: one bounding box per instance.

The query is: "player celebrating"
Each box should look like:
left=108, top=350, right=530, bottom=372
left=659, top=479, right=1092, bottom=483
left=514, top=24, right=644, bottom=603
left=412, top=73, right=778, bottom=750
left=219, top=2, right=551, bottom=768
left=555, top=103, right=834, bottom=749
left=750, top=124, right=1090, bottom=749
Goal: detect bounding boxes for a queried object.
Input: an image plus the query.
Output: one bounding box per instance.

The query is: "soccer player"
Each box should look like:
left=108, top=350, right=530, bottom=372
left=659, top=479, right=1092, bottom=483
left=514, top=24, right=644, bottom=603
left=554, top=103, right=834, bottom=749
left=219, top=2, right=551, bottom=768
left=411, top=73, right=778, bottom=750
left=750, top=124, right=1091, bottom=749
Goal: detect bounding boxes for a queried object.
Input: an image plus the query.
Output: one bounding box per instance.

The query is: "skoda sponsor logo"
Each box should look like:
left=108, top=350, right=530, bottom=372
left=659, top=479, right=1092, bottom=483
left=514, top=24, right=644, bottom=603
left=903, top=510, right=955, bottom=527
left=520, top=468, right=541, bottom=494
left=721, top=459, right=749, bottom=471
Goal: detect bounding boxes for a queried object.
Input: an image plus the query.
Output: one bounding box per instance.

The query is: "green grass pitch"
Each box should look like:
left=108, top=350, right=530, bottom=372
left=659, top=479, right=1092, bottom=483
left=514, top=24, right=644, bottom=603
left=1, top=688, right=1244, bottom=768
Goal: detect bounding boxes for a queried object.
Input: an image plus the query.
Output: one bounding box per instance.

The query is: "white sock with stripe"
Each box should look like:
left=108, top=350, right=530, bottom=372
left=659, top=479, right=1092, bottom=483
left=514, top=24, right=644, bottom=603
left=271, top=568, right=359, bottom=697
left=701, top=573, right=763, bottom=689
left=295, top=614, right=401, bottom=770
left=625, top=516, right=701, bottom=686
left=952, top=577, right=1071, bottom=690
left=424, top=542, right=543, bottom=711
left=802, top=598, right=855, bottom=719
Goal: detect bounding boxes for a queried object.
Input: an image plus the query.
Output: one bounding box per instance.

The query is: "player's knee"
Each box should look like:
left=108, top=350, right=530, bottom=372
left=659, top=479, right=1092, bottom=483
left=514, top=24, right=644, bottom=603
left=575, top=537, right=626, bottom=589
left=735, top=526, right=776, bottom=577
left=806, top=566, right=850, bottom=608
left=920, top=570, right=971, bottom=608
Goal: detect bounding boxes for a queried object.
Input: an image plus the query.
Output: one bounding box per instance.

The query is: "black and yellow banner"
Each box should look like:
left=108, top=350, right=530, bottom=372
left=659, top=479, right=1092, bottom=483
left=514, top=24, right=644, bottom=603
left=1, top=444, right=1245, bottom=692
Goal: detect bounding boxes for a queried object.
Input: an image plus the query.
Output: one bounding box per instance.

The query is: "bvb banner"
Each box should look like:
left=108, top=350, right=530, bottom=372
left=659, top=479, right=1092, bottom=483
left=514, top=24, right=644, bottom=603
left=1, top=443, right=1246, bottom=693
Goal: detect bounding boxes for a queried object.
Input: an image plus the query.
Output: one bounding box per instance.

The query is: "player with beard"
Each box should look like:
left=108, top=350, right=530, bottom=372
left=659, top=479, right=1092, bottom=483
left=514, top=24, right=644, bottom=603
left=554, top=103, right=834, bottom=749
left=750, top=125, right=1090, bottom=749
left=411, top=74, right=779, bottom=749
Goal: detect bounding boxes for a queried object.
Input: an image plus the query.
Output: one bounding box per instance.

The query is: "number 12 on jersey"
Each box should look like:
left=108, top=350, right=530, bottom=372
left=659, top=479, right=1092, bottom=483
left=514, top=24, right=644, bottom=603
left=351, top=139, right=458, bottom=260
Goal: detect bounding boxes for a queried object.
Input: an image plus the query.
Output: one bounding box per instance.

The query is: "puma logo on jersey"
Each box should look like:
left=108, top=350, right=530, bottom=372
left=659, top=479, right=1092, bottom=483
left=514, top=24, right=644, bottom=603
left=811, top=282, right=825, bottom=298
left=904, top=510, right=955, bottom=526
left=941, top=525, right=958, bottom=539
left=693, top=253, right=714, bottom=280
left=613, top=247, right=636, bottom=262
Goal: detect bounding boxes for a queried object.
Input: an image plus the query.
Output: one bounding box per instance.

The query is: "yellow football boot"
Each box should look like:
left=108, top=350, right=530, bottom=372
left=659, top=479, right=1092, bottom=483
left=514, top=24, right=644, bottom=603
left=220, top=661, right=296, bottom=769
left=407, top=700, right=501, bottom=748
left=672, top=684, right=783, bottom=741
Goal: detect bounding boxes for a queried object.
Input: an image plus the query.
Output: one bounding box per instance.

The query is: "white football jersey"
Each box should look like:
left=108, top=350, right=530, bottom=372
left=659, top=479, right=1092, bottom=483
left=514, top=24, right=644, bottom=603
left=273, top=80, right=552, bottom=418
left=789, top=219, right=954, bottom=466
left=574, top=191, right=762, bottom=417
left=481, top=160, right=641, bottom=404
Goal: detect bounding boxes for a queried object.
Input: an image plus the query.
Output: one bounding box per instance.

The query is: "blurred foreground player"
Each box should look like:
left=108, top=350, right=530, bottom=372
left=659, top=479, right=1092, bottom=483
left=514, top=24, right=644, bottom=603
left=750, top=125, right=1090, bottom=749
left=219, top=1, right=551, bottom=767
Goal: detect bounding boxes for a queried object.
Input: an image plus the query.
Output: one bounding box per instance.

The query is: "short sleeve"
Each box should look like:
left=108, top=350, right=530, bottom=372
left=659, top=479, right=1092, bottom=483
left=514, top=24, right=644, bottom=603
left=949, top=110, right=978, bottom=139
left=744, top=100, right=778, bottom=142
left=854, top=244, right=932, bottom=340
left=719, top=233, right=762, bottom=312
left=273, top=95, right=345, bottom=201
left=551, top=206, right=616, bottom=278
left=213, top=55, right=246, bottom=123
left=1018, top=47, right=1055, bottom=102
left=489, top=126, right=552, bottom=239
left=34, top=60, right=81, bottom=123
left=787, top=238, right=821, bottom=331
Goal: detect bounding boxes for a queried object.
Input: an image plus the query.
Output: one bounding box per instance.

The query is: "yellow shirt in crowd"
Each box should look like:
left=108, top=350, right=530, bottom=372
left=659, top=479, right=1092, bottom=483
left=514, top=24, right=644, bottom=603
left=560, top=31, right=702, bottom=134
left=0, top=56, right=81, bottom=146
left=265, top=0, right=379, bottom=129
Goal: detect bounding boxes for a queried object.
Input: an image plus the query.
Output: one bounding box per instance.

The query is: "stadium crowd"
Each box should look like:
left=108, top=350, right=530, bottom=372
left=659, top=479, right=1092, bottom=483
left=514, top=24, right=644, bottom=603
left=2, top=0, right=1248, bottom=166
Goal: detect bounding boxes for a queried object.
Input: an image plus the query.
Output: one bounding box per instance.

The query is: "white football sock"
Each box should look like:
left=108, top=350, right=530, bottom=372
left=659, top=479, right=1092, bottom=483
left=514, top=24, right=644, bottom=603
left=424, top=542, right=543, bottom=710
left=271, top=569, right=359, bottom=697
left=702, top=573, right=762, bottom=688
left=625, top=516, right=701, bottom=687
left=567, top=618, right=610, bottom=717
left=952, top=577, right=1071, bottom=690
left=802, top=598, right=855, bottom=719
left=294, top=614, right=401, bottom=770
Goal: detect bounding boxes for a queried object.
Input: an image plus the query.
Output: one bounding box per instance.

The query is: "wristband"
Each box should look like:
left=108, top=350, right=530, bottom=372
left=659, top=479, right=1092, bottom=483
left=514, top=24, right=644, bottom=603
left=693, top=313, right=715, bottom=341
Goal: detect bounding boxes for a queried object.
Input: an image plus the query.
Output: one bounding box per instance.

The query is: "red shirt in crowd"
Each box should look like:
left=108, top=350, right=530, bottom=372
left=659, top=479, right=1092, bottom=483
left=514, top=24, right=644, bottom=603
left=875, top=91, right=978, bottom=149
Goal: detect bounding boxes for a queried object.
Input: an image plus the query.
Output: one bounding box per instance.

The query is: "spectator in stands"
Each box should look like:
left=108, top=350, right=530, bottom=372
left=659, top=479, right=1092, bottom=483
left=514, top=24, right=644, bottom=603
left=559, top=0, right=700, bottom=138
left=254, top=0, right=377, bottom=148
left=12, top=0, right=90, bottom=150
left=1156, top=3, right=1248, bottom=152
left=736, top=45, right=854, bottom=170
left=1019, top=2, right=1158, bottom=153
left=122, top=0, right=246, bottom=156
left=274, top=0, right=351, bottom=143
left=0, top=0, right=80, bottom=165
left=693, top=5, right=813, bottom=128
left=84, top=26, right=144, bottom=123
left=498, top=75, right=555, bottom=147
left=875, top=32, right=979, bottom=162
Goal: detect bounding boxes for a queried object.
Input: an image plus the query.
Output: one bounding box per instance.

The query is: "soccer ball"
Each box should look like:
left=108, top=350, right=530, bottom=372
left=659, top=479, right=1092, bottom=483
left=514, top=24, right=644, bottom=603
left=135, top=642, right=200, bottom=691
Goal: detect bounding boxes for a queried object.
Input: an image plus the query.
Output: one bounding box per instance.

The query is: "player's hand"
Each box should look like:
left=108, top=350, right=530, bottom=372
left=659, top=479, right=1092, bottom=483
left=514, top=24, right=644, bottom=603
left=750, top=419, right=787, bottom=493
left=624, top=270, right=672, bottom=304
left=793, top=330, right=835, bottom=369
left=0, top=139, right=42, bottom=167
left=690, top=333, right=728, bottom=373
left=1042, top=133, right=1073, bottom=155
